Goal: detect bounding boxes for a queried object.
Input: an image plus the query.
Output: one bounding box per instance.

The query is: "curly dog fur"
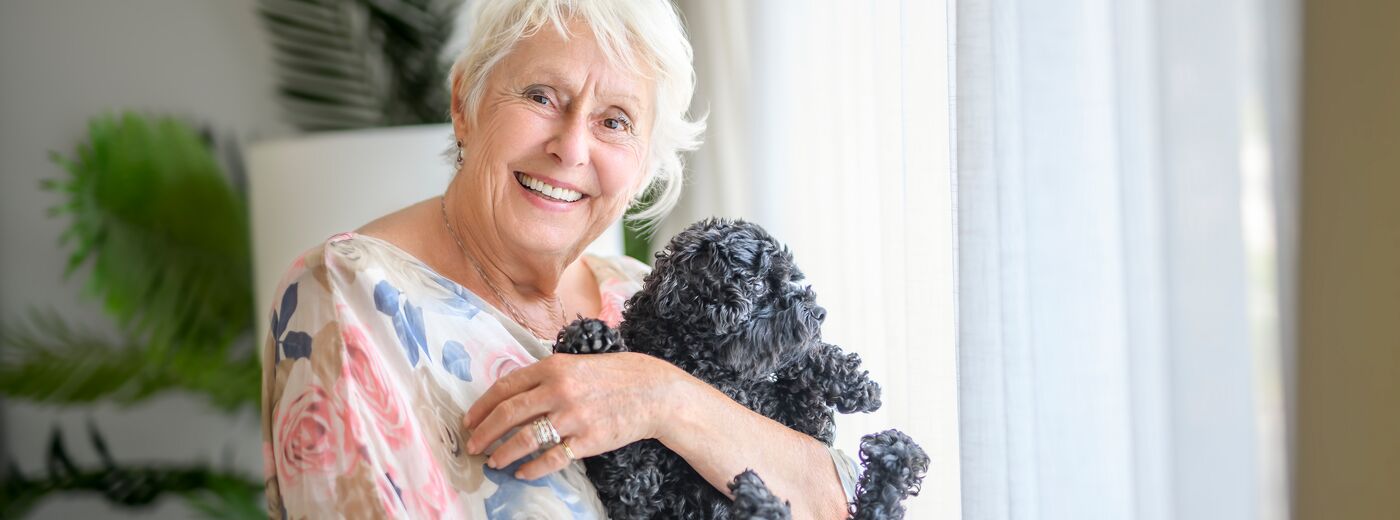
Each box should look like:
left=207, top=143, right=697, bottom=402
left=555, top=218, right=929, bottom=519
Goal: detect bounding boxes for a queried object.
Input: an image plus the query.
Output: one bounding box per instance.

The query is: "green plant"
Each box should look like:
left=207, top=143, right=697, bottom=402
left=258, top=0, right=463, bottom=131
left=2, top=425, right=262, bottom=519
left=2, top=113, right=258, bottom=410
left=0, top=113, right=262, bottom=517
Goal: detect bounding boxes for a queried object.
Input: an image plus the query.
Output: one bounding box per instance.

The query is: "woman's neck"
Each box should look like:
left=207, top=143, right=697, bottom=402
left=440, top=188, right=569, bottom=336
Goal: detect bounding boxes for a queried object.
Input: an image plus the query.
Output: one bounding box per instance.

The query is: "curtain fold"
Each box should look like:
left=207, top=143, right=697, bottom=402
left=670, top=1, right=958, bottom=518
left=954, top=0, right=1294, bottom=518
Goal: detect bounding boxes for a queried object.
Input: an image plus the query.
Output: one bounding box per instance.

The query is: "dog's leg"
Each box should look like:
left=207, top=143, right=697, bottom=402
left=849, top=430, right=930, bottom=520
left=816, top=343, right=883, bottom=414
left=553, top=317, right=628, bottom=354
left=728, top=469, right=793, bottom=520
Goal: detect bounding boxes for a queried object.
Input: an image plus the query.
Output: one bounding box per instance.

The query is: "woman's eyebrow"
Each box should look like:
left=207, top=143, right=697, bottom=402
left=521, top=67, right=576, bottom=91
left=521, top=66, right=641, bottom=111
left=601, top=91, right=642, bottom=113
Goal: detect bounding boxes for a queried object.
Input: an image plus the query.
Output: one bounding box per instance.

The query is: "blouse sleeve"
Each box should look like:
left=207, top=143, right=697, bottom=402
left=262, top=238, right=607, bottom=519
left=261, top=247, right=403, bottom=518
left=828, top=445, right=861, bottom=506
left=260, top=246, right=464, bottom=518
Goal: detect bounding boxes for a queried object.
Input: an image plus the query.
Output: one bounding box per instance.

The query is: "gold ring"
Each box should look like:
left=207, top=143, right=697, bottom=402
left=560, top=440, right=576, bottom=461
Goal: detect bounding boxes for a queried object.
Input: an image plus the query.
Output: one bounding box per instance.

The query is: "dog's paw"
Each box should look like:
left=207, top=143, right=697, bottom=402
left=728, top=470, right=792, bottom=520
left=554, top=317, right=625, bottom=354
left=851, top=429, right=930, bottom=520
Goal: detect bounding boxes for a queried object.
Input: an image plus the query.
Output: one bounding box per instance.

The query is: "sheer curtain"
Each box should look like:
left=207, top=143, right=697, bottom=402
left=667, top=1, right=958, bottom=518
left=953, top=0, right=1295, bottom=518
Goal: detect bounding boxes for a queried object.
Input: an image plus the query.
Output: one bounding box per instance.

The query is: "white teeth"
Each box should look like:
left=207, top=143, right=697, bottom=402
left=516, top=172, right=583, bottom=202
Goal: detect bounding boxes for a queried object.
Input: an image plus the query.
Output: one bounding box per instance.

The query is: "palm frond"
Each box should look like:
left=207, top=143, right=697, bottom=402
left=259, top=0, right=462, bottom=131
left=0, top=310, right=259, bottom=411
left=43, top=113, right=253, bottom=353
left=2, top=425, right=263, bottom=520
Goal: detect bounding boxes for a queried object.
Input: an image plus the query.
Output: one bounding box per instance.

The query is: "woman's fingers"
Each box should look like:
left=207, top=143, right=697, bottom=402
left=487, top=410, right=593, bottom=476
left=466, top=386, right=553, bottom=455
left=486, top=419, right=549, bottom=469
left=514, top=440, right=582, bottom=481
left=464, top=362, right=544, bottom=430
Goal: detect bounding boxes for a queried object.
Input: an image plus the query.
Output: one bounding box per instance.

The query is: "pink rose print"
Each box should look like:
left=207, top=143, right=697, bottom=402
left=481, top=348, right=533, bottom=385
left=404, top=453, right=460, bottom=518
left=275, top=383, right=354, bottom=487
left=341, top=325, right=414, bottom=449
left=598, top=278, right=637, bottom=327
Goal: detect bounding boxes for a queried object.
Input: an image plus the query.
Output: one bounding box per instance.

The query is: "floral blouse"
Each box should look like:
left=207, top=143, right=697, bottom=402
left=260, top=233, right=857, bottom=519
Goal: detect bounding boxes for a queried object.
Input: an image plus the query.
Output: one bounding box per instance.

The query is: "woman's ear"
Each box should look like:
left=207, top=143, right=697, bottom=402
left=449, top=73, right=471, bottom=143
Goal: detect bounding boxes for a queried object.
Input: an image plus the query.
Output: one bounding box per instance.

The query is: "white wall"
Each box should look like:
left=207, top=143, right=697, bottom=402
left=0, top=1, right=288, bottom=517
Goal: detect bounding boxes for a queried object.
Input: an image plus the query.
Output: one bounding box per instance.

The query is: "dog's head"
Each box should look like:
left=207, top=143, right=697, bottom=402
left=642, top=218, right=826, bottom=378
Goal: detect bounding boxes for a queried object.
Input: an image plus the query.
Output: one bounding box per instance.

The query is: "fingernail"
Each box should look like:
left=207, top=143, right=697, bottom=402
left=486, top=457, right=498, bottom=469
left=466, top=440, right=479, bottom=455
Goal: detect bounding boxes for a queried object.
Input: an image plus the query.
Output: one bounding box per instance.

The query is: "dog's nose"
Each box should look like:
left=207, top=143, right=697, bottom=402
left=811, top=305, right=827, bottom=322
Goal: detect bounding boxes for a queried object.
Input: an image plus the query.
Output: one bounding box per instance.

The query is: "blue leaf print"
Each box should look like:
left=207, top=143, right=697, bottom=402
left=386, top=472, right=406, bottom=510
left=270, top=309, right=281, bottom=364
left=275, top=283, right=298, bottom=339
left=429, top=274, right=482, bottom=319
left=375, top=280, right=425, bottom=367
left=373, top=280, right=400, bottom=315
left=441, top=341, right=473, bottom=381
left=282, top=331, right=312, bottom=359
left=270, top=283, right=315, bottom=364
left=484, top=457, right=591, bottom=519
left=405, top=301, right=429, bottom=361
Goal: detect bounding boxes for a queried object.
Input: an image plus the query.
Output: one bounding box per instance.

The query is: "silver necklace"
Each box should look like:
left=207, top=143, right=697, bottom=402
left=440, top=195, right=565, bottom=339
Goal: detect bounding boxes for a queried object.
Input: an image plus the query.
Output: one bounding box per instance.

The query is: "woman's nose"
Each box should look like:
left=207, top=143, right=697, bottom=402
left=546, top=114, right=589, bottom=168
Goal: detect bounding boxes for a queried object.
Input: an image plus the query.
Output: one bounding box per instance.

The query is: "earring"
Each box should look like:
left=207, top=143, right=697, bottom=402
left=455, top=140, right=464, bottom=166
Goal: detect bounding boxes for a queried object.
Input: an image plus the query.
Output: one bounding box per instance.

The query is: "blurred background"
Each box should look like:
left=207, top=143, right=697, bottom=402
left=0, top=0, right=1395, bottom=519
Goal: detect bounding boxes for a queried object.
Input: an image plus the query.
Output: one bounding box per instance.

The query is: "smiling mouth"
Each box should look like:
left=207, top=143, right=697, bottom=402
left=515, top=171, right=586, bottom=203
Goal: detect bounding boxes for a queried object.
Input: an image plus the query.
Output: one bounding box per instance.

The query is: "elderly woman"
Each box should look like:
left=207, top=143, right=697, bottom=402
left=260, top=0, right=857, bottom=518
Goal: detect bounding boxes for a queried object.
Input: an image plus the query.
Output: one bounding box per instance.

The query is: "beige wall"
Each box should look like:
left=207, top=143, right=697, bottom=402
left=1295, top=0, right=1400, bottom=518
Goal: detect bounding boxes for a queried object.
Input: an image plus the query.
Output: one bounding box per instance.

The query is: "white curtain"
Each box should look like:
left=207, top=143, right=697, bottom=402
left=668, top=1, right=959, bottom=518
left=953, top=0, right=1295, bottom=518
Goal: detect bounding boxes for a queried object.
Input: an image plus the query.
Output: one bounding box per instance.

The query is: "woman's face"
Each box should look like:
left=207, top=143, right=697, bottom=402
left=453, top=20, right=654, bottom=260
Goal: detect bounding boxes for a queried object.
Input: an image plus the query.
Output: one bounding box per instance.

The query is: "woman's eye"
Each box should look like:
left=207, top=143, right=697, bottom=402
left=523, top=87, right=553, bottom=106
left=602, top=116, right=633, bottom=133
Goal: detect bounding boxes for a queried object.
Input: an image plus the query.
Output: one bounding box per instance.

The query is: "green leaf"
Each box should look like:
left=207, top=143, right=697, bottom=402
left=43, top=113, right=253, bottom=353
left=0, top=309, right=259, bottom=411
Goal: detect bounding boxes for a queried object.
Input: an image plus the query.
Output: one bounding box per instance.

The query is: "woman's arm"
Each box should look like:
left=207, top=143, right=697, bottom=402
left=463, top=352, right=851, bottom=520
left=660, top=371, right=852, bottom=520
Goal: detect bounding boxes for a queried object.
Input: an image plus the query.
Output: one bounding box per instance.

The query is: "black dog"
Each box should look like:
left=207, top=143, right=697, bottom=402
left=555, top=218, right=929, bottom=519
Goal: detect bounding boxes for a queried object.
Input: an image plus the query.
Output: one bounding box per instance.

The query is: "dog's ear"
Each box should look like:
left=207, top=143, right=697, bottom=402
left=649, top=218, right=761, bottom=335
left=651, top=240, right=754, bottom=335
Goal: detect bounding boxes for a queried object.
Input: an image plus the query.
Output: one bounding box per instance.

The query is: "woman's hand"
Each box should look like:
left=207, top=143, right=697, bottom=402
left=462, top=352, right=690, bottom=480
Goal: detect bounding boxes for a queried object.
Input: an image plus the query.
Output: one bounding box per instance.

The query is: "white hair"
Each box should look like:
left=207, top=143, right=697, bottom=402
left=448, top=0, right=705, bottom=230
